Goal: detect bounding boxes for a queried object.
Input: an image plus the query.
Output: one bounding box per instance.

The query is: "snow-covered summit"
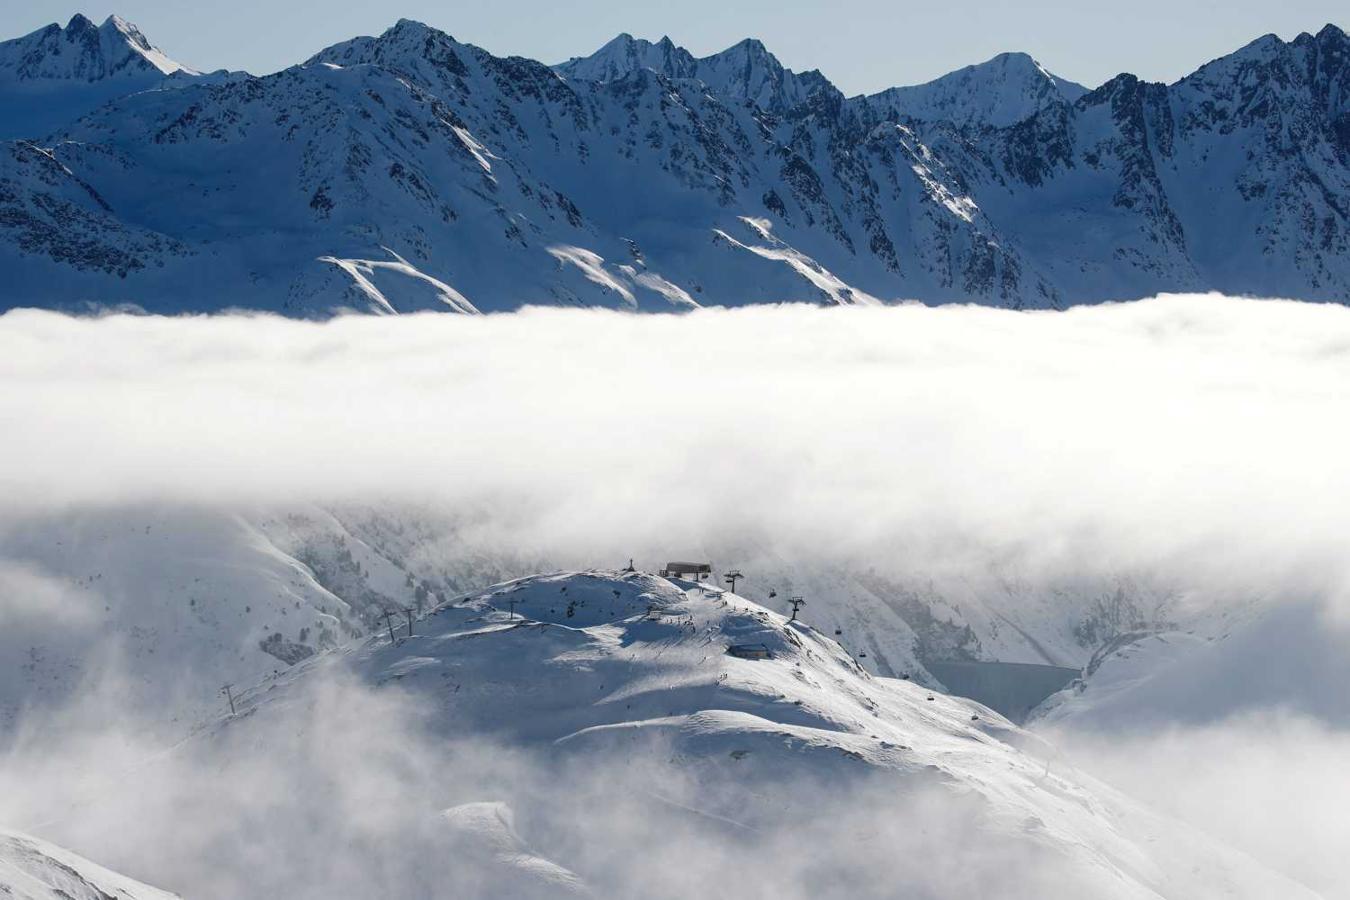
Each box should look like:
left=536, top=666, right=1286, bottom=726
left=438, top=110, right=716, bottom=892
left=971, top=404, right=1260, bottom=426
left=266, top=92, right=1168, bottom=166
left=556, top=33, right=826, bottom=111
left=1173, top=21, right=1350, bottom=116
left=857, top=51, right=1087, bottom=127
left=560, top=36, right=1084, bottom=127
left=0, top=14, right=200, bottom=139
left=0, top=14, right=191, bottom=83
left=554, top=33, right=698, bottom=83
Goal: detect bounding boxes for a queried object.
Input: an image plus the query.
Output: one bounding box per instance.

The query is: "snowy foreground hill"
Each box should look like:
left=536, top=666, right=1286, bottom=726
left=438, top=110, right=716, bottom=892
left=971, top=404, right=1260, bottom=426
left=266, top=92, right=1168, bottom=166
left=179, top=569, right=1311, bottom=898
left=3, top=15, right=1350, bottom=312
left=0, top=831, right=178, bottom=900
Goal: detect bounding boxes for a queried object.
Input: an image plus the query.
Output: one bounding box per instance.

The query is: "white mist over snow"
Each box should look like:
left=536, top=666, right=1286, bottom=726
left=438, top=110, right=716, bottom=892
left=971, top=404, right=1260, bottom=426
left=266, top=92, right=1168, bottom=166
left=2, top=295, right=1350, bottom=897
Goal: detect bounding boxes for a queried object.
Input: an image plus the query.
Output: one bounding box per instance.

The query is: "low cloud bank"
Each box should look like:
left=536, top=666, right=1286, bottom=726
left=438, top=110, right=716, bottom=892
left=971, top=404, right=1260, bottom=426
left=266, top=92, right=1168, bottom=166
left=3, top=295, right=1350, bottom=615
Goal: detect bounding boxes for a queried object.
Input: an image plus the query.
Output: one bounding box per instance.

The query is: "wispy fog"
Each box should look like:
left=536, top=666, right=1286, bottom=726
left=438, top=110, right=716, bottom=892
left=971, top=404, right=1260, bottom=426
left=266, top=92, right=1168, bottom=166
left=0, top=664, right=1299, bottom=900
left=2, top=296, right=1349, bottom=897
left=1048, top=713, right=1350, bottom=899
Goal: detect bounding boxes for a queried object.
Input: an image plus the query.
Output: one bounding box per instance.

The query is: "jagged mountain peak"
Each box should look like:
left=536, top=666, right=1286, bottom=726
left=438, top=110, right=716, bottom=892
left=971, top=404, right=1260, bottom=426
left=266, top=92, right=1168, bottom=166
left=103, top=14, right=168, bottom=59
left=308, top=18, right=574, bottom=110
left=384, top=17, right=456, bottom=42
left=718, top=36, right=774, bottom=58
left=556, top=31, right=698, bottom=82
left=0, top=11, right=200, bottom=139
left=348, top=17, right=469, bottom=58
left=314, top=18, right=560, bottom=73
left=557, top=31, right=826, bottom=111
left=304, top=19, right=476, bottom=86
left=1239, top=23, right=1349, bottom=51
left=1241, top=32, right=1285, bottom=51
left=1176, top=21, right=1350, bottom=105
left=981, top=51, right=1075, bottom=82
left=688, top=36, right=801, bottom=104
left=1283, top=23, right=1350, bottom=56
left=1089, top=70, right=1147, bottom=95
left=969, top=50, right=1088, bottom=101
left=1304, top=22, right=1349, bottom=50
left=1194, top=23, right=1348, bottom=73
left=0, top=12, right=192, bottom=82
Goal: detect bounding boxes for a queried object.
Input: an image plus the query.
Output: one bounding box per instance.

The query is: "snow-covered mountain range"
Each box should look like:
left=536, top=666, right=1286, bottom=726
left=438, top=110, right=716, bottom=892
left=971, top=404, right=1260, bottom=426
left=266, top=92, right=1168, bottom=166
left=3, top=15, right=1350, bottom=314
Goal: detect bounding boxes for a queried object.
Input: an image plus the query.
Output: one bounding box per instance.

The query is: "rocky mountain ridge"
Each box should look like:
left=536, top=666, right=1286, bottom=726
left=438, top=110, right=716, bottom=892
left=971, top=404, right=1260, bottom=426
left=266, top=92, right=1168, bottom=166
left=2, top=16, right=1349, bottom=313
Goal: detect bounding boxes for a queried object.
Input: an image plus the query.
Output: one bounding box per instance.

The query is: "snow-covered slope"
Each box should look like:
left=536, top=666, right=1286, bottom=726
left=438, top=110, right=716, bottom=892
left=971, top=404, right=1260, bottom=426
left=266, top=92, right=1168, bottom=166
left=0, top=831, right=178, bottom=900
left=0, top=15, right=200, bottom=140
left=439, top=803, right=591, bottom=898
left=0, top=502, right=538, bottom=724
left=212, top=569, right=1316, bottom=898
left=1033, top=598, right=1350, bottom=731
left=5, top=18, right=1350, bottom=313
left=915, top=24, right=1350, bottom=302
left=0, top=506, right=366, bottom=726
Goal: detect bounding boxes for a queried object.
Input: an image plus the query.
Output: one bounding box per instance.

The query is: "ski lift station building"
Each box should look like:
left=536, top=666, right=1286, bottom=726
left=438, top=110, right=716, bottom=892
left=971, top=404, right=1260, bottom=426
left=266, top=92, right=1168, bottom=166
left=661, top=561, right=712, bottom=580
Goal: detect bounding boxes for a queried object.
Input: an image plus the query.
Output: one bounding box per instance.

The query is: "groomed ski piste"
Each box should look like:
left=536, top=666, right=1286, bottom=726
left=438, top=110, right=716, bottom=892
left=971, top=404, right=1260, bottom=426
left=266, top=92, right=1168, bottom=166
left=192, top=568, right=1316, bottom=899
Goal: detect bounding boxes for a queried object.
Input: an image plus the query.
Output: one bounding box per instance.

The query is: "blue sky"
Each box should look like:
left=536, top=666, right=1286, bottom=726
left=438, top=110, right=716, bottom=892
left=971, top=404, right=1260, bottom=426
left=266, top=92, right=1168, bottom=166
left=12, top=0, right=1349, bottom=94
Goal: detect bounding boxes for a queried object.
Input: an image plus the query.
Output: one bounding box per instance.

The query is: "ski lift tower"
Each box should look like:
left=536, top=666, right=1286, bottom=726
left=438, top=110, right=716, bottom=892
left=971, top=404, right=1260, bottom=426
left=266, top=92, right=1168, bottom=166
left=723, top=570, right=743, bottom=594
